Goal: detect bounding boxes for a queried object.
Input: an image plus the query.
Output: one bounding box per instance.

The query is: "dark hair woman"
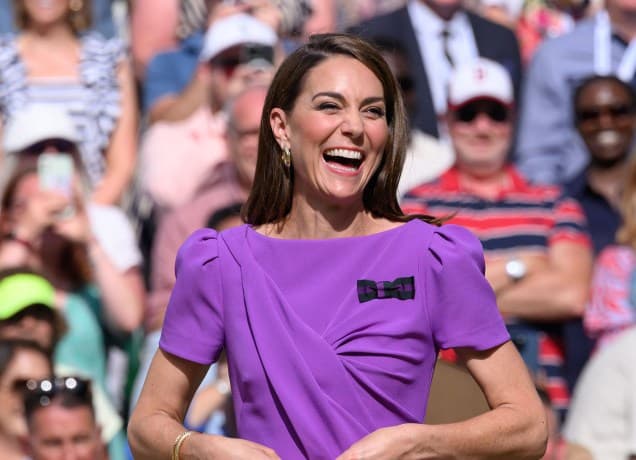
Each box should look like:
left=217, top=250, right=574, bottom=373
left=129, top=33, right=547, bottom=460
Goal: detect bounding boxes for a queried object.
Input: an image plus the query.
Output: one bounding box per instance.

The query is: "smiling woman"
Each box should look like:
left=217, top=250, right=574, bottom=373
left=128, top=33, right=548, bottom=460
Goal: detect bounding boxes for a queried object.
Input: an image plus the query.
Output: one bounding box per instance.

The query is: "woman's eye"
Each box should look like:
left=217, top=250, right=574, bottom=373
left=365, top=106, right=386, bottom=118
left=318, top=102, right=339, bottom=111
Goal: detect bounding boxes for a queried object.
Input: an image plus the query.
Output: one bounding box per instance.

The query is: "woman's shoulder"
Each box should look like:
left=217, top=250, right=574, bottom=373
left=0, top=33, right=20, bottom=70
left=0, top=32, right=17, bottom=47
left=405, top=219, right=481, bottom=250
left=80, top=30, right=126, bottom=63
left=179, top=227, right=221, bottom=257
left=410, top=221, right=485, bottom=271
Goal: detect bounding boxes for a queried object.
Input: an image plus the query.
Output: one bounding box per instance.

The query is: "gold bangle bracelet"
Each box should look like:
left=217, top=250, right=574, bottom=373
left=171, top=430, right=194, bottom=460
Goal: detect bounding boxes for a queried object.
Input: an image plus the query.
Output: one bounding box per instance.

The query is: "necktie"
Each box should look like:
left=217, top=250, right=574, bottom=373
left=441, top=26, right=454, bottom=68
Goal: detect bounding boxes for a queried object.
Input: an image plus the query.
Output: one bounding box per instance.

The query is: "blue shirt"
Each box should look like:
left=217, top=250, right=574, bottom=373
left=565, top=171, right=621, bottom=255
left=0, top=0, right=116, bottom=37
left=143, top=32, right=203, bottom=114
left=515, top=15, right=636, bottom=185
left=561, top=170, right=621, bottom=393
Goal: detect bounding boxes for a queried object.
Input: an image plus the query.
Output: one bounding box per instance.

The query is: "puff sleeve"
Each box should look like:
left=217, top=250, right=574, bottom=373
left=159, top=228, right=225, bottom=364
left=424, top=224, right=510, bottom=351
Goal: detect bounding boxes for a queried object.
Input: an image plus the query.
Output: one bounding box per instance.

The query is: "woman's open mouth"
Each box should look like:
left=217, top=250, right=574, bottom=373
left=322, top=148, right=364, bottom=173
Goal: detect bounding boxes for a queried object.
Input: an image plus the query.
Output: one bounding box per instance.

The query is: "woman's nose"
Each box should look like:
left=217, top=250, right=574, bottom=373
left=340, top=110, right=364, bottom=138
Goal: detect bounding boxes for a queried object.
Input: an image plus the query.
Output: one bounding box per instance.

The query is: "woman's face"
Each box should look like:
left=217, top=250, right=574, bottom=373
left=575, top=80, right=636, bottom=167
left=8, top=172, right=39, bottom=218
left=270, top=55, right=389, bottom=208
left=0, top=348, right=51, bottom=438
left=22, top=0, right=70, bottom=29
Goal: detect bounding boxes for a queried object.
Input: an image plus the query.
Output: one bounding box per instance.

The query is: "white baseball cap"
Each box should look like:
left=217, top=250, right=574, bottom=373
left=3, top=104, right=80, bottom=155
left=199, top=13, right=278, bottom=63
left=447, top=58, right=513, bottom=109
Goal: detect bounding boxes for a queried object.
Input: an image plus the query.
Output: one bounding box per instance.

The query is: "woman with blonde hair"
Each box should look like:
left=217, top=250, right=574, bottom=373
left=0, top=0, right=137, bottom=205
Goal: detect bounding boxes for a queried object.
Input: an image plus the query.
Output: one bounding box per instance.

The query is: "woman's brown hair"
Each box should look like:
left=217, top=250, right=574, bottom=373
left=0, top=167, right=92, bottom=290
left=243, top=33, right=439, bottom=226
left=13, top=0, right=92, bottom=34
left=616, top=157, right=636, bottom=250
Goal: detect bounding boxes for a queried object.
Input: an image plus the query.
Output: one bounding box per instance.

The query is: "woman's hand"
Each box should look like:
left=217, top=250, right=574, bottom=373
left=336, top=425, right=421, bottom=460
left=185, top=433, right=281, bottom=460
left=51, top=182, right=92, bottom=244
left=51, top=205, right=92, bottom=244
left=12, top=190, right=69, bottom=242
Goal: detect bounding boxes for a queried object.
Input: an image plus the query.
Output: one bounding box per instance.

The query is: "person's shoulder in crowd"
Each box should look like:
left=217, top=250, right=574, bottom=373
left=528, top=15, right=596, bottom=65
left=143, top=31, right=204, bottom=113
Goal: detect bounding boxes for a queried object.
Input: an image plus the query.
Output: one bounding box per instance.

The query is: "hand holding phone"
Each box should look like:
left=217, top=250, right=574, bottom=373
left=37, top=153, right=75, bottom=218
left=38, top=153, right=74, bottom=197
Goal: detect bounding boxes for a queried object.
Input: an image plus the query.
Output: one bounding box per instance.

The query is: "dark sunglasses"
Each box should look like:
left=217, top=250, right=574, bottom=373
left=575, top=104, right=635, bottom=123
left=23, top=376, right=91, bottom=407
left=455, top=101, right=510, bottom=124
left=21, top=139, right=76, bottom=156
left=211, top=44, right=274, bottom=78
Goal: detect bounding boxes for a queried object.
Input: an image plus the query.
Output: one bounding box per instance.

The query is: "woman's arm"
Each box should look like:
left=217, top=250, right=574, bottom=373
left=337, top=341, right=547, bottom=460
left=87, top=240, right=145, bottom=333
left=91, top=58, right=138, bottom=205
left=52, top=197, right=144, bottom=333
left=130, top=0, right=178, bottom=80
left=128, top=349, right=281, bottom=459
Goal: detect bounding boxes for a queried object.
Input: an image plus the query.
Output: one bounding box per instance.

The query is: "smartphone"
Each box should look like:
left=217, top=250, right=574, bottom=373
left=38, top=153, right=75, bottom=218
left=38, top=153, right=74, bottom=197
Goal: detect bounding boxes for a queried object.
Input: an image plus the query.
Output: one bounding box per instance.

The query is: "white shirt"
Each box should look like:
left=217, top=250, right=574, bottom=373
left=88, top=203, right=143, bottom=272
left=563, top=327, right=636, bottom=459
left=397, top=129, right=454, bottom=199
left=408, top=0, right=478, bottom=117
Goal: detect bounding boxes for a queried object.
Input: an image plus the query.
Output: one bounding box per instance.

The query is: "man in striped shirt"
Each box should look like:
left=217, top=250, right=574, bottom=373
left=402, top=58, right=593, bottom=415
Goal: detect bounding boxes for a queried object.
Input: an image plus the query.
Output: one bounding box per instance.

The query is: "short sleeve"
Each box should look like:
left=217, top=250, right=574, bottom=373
left=159, top=228, right=225, bottom=364
left=143, top=52, right=185, bottom=113
left=549, top=194, right=591, bottom=247
left=88, top=204, right=142, bottom=271
left=424, top=224, right=509, bottom=350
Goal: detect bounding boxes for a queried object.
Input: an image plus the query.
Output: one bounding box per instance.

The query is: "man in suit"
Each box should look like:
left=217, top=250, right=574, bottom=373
left=350, top=0, right=522, bottom=139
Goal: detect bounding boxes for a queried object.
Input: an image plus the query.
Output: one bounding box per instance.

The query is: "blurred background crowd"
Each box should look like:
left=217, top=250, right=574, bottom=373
left=0, top=0, right=635, bottom=459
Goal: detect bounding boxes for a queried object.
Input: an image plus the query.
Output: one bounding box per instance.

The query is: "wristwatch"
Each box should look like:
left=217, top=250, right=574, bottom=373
left=505, top=257, right=527, bottom=282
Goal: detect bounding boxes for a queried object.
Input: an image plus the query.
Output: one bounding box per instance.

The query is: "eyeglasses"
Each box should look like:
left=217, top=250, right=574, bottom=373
left=23, top=376, right=91, bottom=408
left=575, top=104, right=635, bottom=123
left=21, top=139, right=76, bottom=156
left=454, top=101, right=511, bottom=124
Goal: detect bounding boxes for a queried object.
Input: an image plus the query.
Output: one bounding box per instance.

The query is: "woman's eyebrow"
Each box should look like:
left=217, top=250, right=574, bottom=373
left=311, top=92, right=385, bottom=105
left=312, top=91, right=344, bottom=102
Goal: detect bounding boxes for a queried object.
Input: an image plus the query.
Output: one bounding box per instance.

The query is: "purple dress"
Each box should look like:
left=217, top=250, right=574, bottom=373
left=160, top=220, right=509, bottom=459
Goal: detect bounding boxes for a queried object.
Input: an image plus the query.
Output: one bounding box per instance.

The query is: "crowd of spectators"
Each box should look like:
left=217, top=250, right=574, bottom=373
left=0, top=0, right=635, bottom=459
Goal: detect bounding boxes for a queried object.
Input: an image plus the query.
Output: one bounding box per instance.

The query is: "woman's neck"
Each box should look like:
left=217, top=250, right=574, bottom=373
left=262, top=194, right=395, bottom=240
left=22, top=22, right=76, bottom=44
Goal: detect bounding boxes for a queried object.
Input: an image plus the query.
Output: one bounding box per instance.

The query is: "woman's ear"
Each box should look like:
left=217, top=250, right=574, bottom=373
left=270, top=108, right=289, bottom=149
